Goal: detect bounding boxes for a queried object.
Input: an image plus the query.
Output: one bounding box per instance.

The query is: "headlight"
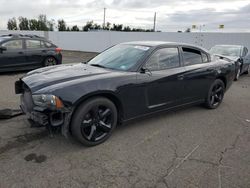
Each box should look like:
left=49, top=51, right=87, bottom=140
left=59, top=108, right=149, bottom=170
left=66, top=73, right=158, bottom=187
left=32, top=94, right=64, bottom=109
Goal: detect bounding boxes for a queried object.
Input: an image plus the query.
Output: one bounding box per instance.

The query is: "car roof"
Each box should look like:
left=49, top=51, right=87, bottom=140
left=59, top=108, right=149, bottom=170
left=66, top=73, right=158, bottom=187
left=0, top=34, right=46, bottom=40
left=122, top=41, right=209, bottom=53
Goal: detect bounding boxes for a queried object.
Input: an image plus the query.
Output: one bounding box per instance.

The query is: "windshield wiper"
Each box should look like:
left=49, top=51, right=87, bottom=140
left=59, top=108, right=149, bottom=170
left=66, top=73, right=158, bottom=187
left=90, top=64, right=107, bottom=68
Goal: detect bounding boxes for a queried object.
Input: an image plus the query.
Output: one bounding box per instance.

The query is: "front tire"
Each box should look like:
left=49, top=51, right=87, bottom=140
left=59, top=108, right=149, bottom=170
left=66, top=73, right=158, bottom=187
left=71, top=97, right=117, bottom=146
left=205, top=79, right=225, bottom=109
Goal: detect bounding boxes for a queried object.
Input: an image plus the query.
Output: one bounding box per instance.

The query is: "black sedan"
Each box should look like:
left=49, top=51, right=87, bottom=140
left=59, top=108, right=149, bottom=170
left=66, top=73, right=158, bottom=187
left=15, top=41, right=235, bottom=146
left=209, top=45, right=250, bottom=80
left=0, top=34, right=62, bottom=72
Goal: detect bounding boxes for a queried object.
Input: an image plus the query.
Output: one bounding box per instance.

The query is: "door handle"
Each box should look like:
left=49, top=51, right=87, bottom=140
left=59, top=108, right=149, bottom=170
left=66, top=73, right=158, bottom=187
left=18, top=51, right=24, bottom=54
left=177, top=75, right=184, bottom=80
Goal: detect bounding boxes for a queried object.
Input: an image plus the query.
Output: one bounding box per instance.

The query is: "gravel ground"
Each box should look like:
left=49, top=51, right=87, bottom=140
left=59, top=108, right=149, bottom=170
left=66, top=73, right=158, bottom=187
left=0, top=51, right=249, bottom=188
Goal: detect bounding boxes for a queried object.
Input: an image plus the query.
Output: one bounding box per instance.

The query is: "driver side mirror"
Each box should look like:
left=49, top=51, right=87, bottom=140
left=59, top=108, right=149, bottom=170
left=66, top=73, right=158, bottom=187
left=0, top=46, right=7, bottom=53
left=140, top=67, right=152, bottom=76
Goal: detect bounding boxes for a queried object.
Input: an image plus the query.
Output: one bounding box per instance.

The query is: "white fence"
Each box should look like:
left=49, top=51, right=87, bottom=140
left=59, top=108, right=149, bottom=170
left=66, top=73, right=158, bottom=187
left=1, top=30, right=250, bottom=52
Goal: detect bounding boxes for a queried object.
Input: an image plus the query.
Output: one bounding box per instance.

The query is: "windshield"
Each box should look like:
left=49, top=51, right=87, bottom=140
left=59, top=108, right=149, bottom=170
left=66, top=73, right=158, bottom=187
left=209, top=45, right=241, bottom=57
left=88, top=44, right=150, bottom=71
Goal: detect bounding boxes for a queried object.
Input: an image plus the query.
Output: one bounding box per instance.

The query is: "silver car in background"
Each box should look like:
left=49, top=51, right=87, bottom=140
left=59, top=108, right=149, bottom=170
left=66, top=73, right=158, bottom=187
left=210, top=45, right=250, bottom=80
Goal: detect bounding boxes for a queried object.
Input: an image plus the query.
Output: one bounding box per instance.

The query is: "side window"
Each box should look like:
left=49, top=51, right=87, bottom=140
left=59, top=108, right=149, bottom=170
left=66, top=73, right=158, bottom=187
left=145, top=48, right=180, bottom=71
left=45, top=42, right=53, bottom=48
left=182, top=47, right=203, bottom=66
left=202, top=52, right=209, bottom=63
left=2, top=40, right=22, bottom=50
left=40, top=41, right=46, bottom=48
left=26, top=40, right=41, bottom=49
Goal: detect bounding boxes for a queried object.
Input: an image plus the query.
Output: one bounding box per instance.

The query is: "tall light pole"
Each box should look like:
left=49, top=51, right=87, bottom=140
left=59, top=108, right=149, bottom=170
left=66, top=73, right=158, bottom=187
left=153, top=12, right=156, bottom=32
left=103, top=7, right=106, bottom=29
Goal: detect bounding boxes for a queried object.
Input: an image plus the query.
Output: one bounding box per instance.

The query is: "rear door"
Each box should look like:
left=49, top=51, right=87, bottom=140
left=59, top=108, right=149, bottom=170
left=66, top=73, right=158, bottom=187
left=24, top=39, right=46, bottom=67
left=136, top=47, right=186, bottom=113
left=0, top=39, right=26, bottom=70
left=181, top=47, right=214, bottom=103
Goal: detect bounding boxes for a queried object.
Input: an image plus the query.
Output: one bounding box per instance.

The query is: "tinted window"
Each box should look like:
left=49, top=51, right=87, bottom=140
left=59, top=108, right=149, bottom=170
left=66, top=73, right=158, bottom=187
left=145, top=48, right=180, bottom=71
left=2, top=40, right=22, bottom=50
left=182, top=47, right=202, bottom=66
left=88, top=44, right=149, bottom=71
left=26, top=40, right=41, bottom=49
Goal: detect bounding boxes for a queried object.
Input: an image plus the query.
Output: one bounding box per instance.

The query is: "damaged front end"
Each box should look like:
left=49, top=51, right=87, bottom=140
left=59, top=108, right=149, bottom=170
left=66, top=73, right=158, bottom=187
left=15, top=79, right=73, bottom=137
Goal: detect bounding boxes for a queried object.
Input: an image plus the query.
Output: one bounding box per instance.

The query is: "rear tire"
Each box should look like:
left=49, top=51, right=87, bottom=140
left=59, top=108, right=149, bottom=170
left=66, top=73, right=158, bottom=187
left=205, top=79, right=225, bottom=109
left=71, top=97, right=117, bottom=146
left=43, top=56, right=57, bottom=67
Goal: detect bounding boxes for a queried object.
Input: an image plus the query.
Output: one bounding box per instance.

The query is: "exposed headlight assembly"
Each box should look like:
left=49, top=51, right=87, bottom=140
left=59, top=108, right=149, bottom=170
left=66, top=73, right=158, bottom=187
left=32, top=94, right=64, bottom=110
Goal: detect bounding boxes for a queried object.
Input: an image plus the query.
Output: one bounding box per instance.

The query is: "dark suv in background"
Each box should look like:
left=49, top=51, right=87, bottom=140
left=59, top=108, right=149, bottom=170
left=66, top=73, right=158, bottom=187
left=0, top=34, right=62, bottom=72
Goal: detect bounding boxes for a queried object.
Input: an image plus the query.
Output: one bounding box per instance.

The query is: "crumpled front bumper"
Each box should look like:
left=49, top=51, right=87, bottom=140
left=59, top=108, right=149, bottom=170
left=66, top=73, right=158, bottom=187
left=17, top=80, right=64, bottom=127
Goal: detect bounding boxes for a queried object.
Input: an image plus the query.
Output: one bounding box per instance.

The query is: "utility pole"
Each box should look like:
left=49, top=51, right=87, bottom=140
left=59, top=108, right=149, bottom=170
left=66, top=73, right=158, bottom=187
left=153, top=12, right=156, bottom=32
left=103, top=7, right=106, bottom=29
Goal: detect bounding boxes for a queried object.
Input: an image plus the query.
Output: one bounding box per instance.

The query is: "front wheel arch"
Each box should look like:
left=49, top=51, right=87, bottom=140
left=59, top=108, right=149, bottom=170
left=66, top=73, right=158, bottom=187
left=70, top=92, right=124, bottom=131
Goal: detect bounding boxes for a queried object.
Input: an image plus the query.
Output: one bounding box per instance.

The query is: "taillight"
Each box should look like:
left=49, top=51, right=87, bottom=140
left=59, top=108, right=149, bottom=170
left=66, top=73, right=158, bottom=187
left=55, top=48, right=62, bottom=53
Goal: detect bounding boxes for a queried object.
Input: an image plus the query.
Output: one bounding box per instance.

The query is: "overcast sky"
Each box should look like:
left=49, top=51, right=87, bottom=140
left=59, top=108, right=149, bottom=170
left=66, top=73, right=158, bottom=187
left=0, top=0, right=250, bottom=32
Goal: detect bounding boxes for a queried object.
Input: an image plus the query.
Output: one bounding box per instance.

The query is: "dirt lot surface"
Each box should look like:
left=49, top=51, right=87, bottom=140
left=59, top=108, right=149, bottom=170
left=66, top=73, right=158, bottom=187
left=0, top=51, right=249, bottom=188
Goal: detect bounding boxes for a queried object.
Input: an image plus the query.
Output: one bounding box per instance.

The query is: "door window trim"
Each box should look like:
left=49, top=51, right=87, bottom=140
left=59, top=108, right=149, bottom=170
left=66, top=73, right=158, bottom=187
left=2, top=39, right=24, bottom=50
left=25, top=39, right=42, bottom=49
left=141, top=46, right=181, bottom=72
left=180, top=46, right=211, bottom=66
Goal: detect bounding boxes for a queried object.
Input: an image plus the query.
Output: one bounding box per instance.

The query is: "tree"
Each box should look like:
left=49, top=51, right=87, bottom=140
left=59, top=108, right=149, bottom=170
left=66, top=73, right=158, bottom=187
left=7, top=17, right=17, bottom=30
left=18, top=17, right=29, bottom=30
left=111, top=24, right=123, bottom=31
left=58, top=19, right=67, bottom=31
left=93, top=23, right=101, bottom=30
left=83, top=21, right=94, bottom=31
left=105, top=22, right=111, bottom=30
left=29, top=19, right=39, bottom=30
left=71, top=25, right=79, bottom=31
left=37, top=14, right=49, bottom=31
left=123, top=26, right=131, bottom=32
left=47, top=20, right=54, bottom=31
left=185, top=28, right=191, bottom=32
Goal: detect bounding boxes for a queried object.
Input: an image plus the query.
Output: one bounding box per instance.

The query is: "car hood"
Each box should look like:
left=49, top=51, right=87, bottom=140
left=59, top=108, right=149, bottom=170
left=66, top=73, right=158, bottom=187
left=22, top=63, right=114, bottom=92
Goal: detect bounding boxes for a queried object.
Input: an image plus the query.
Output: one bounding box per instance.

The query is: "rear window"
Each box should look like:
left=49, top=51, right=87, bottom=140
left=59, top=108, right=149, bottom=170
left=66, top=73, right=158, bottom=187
left=182, top=47, right=203, bottom=66
left=26, top=40, right=41, bottom=49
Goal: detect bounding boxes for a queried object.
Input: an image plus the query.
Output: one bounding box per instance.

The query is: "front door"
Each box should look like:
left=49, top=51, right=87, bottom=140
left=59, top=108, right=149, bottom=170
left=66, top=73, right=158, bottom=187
left=0, top=39, right=26, bottom=70
left=137, top=47, right=185, bottom=113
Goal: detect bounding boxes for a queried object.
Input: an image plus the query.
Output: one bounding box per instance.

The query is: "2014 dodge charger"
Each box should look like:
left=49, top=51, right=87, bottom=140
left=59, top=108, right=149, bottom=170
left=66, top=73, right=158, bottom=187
left=15, top=41, right=235, bottom=146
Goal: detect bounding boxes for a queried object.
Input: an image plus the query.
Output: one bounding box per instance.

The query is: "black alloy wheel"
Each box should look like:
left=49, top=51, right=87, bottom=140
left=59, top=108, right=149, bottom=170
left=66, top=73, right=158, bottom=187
left=205, top=79, right=225, bottom=109
left=71, top=97, right=117, bottom=146
left=44, top=57, right=57, bottom=66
